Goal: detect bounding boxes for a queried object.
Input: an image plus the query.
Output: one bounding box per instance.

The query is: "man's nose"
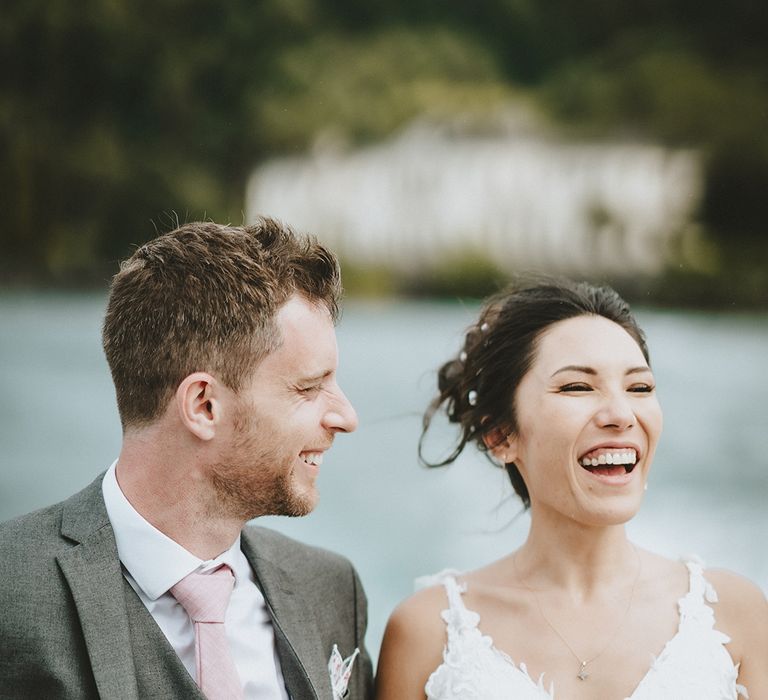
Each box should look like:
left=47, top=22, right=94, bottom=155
left=323, top=385, right=359, bottom=434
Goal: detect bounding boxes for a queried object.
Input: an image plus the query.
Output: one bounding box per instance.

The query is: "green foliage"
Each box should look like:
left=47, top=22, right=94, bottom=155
left=540, top=43, right=768, bottom=283
left=338, top=259, right=398, bottom=298
left=542, top=47, right=768, bottom=145
left=254, top=27, right=509, bottom=151
left=1, top=0, right=766, bottom=299
left=401, top=251, right=510, bottom=300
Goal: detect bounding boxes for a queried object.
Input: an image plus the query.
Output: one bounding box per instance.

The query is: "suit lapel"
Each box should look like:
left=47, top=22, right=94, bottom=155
left=242, top=530, right=332, bottom=700
left=56, top=477, right=141, bottom=700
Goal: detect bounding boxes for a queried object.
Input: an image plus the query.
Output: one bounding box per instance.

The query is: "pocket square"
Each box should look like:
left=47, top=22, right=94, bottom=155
left=328, top=643, right=360, bottom=699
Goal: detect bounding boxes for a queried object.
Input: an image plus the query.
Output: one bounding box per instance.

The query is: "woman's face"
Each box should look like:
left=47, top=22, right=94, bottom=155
left=499, top=314, right=663, bottom=526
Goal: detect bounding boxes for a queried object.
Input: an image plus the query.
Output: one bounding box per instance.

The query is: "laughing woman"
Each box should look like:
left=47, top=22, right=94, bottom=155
left=376, top=281, right=767, bottom=700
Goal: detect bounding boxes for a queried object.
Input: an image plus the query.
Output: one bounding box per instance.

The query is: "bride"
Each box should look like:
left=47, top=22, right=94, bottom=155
left=376, top=280, right=767, bottom=699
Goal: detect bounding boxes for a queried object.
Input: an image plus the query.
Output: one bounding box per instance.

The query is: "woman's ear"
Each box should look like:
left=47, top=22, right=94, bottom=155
left=482, top=426, right=518, bottom=464
left=175, top=372, right=220, bottom=441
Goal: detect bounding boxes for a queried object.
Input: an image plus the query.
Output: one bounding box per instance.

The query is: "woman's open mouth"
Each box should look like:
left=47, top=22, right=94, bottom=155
left=578, top=447, right=637, bottom=477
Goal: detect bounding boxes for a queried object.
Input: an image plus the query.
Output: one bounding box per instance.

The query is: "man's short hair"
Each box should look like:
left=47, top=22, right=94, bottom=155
left=102, top=219, right=341, bottom=428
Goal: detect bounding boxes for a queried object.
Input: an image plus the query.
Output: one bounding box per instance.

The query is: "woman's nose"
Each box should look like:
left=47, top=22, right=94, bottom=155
left=596, top=392, right=635, bottom=430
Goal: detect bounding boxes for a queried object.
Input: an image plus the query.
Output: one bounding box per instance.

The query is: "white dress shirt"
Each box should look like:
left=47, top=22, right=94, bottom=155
left=102, top=461, right=289, bottom=700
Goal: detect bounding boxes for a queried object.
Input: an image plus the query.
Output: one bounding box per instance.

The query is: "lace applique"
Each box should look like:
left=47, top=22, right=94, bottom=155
left=629, top=557, right=749, bottom=700
left=421, top=557, right=749, bottom=700
left=423, top=571, right=554, bottom=700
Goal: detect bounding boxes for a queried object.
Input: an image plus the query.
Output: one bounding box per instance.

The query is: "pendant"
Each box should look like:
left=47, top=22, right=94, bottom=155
left=577, top=661, right=589, bottom=681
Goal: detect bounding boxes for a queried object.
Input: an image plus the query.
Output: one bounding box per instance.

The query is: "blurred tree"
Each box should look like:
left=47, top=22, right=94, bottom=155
left=0, top=0, right=765, bottom=298
left=254, top=27, right=509, bottom=150
left=0, top=1, right=509, bottom=282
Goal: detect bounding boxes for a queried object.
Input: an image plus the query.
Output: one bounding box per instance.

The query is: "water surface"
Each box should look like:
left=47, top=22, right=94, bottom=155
left=1, top=293, right=766, bottom=658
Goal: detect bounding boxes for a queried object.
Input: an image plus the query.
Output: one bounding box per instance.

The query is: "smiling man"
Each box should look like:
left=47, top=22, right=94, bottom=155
left=0, top=220, right=373, bottom=699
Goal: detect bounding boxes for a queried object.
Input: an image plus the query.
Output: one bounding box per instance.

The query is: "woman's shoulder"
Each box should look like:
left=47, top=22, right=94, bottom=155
left=386, top=577, right=453, bottom=638
left=704, top=566, right=768, bottom=631
left=705, top=566, right=768, bottom=691
left=630, top=549, right=766, bottom=627
left=377, top=580, right=452, bottom=699
left=704, top=566, right=767, bottom=602
left=683, top=556, right=768, bottom=625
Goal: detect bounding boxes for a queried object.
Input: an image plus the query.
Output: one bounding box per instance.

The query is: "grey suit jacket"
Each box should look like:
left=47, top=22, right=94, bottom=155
left=0, top=475, right=374, bottom=700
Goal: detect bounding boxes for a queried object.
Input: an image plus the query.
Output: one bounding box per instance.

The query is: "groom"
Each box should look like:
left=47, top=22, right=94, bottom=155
left=0, top=220, right=373, bottom=699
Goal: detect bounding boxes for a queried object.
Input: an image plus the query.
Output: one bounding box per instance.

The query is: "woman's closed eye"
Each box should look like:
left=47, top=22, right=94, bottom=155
left=627, top=383, right=655, bottom=393
left=559, top=383, right=593, bottom=392
left=558, top=382, right=656, bottom=394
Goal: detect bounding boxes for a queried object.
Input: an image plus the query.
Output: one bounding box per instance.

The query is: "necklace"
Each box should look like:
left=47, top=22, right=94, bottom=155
left=513, top=544, right=642, bottom=681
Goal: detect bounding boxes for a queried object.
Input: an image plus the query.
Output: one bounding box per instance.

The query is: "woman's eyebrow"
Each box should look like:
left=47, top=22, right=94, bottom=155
left=551, top=365, right=596, bottom=377
left=626, top=366, right=652, bottom=375
left=551, top=364, right=651, bottom=378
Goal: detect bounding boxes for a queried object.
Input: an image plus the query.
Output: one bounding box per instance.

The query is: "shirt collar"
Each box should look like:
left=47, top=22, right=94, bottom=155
left=102, top=460, right=244, bottom=600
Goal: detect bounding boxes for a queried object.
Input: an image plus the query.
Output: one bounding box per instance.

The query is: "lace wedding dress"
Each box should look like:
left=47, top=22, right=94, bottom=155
left=422, top=558, right=748, bottom=700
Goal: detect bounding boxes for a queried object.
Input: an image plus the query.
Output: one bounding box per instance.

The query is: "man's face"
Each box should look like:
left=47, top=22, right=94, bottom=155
left=209, top=294, right=358, bottom=520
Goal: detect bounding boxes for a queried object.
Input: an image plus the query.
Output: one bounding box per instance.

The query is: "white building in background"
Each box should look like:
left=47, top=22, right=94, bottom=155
left=245, top=120, right=702, bottom=276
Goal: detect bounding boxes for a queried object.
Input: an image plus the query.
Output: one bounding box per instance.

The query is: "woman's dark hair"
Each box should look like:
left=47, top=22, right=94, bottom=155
left=419, top=278, right=649, bottom=508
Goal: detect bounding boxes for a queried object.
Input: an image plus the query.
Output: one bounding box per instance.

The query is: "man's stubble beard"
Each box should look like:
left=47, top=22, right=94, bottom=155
left=209, top=414, right=317, bottom=521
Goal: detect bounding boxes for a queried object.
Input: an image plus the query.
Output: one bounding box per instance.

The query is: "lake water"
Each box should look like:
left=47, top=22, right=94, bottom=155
left=1, top=292, right=766, bottom=658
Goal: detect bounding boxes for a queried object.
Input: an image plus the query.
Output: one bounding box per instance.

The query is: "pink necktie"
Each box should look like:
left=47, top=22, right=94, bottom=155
left=170, top=565, right=244, bottom=700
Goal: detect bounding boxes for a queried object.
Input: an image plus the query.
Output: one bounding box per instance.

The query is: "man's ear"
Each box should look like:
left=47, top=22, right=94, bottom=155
left=482, top=426, right=518, bottom=464
left=175, top=372, right=220, bottom=441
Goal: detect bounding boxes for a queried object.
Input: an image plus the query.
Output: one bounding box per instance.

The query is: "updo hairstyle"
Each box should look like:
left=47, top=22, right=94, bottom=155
left=419, top=279, right=649, bottom=508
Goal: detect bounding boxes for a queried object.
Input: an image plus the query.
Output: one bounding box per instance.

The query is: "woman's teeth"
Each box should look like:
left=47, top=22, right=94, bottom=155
left=301, top=453, right=323, bottom=466
left=580, top=449, right=637, bottom=468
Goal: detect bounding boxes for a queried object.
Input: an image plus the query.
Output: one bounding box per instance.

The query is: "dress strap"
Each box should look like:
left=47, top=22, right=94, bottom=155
left=414, top=567, right=462, bottom=591
left=677, top=555, right=727, bottom=638
left=679, top=557, right=748, bottom=698
left=442, top=575, right=468, bottom=613
left=414, top=569, right=483, bottom=635
left=439, top=574, right=484, bottom=635
left=682, top=555, right=719, bottom=605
